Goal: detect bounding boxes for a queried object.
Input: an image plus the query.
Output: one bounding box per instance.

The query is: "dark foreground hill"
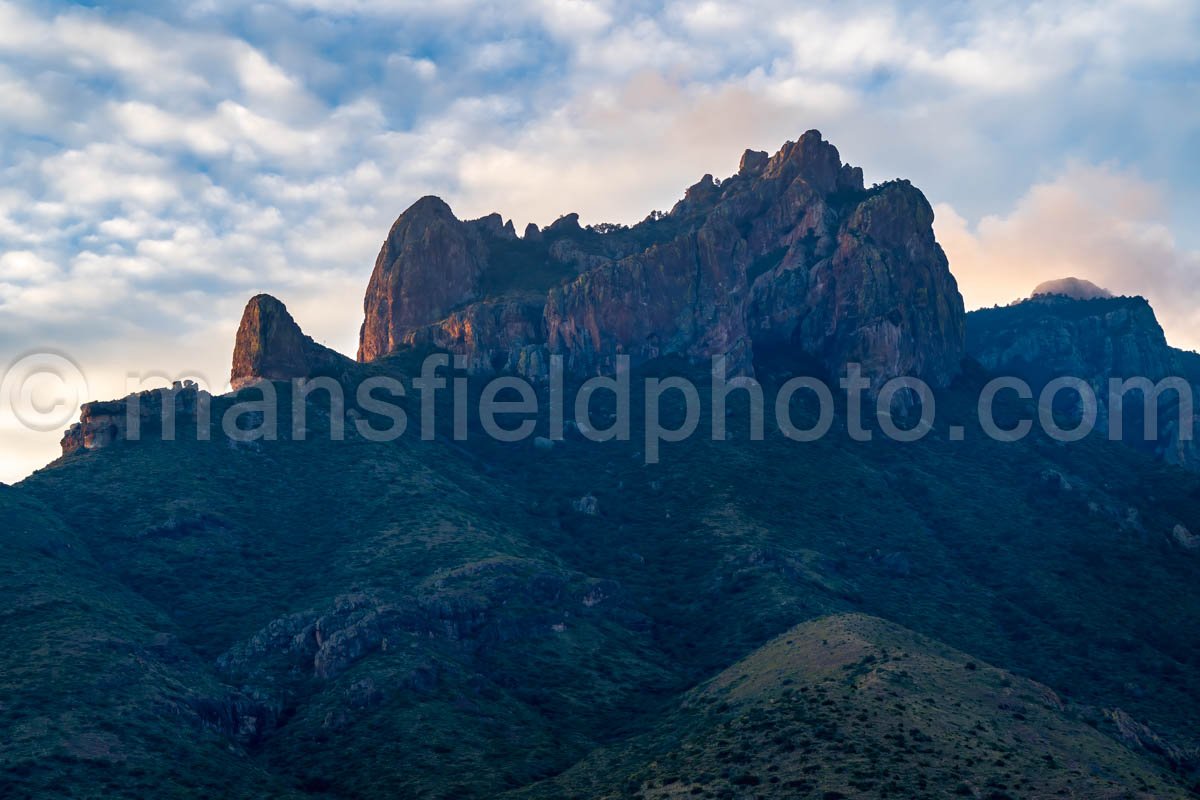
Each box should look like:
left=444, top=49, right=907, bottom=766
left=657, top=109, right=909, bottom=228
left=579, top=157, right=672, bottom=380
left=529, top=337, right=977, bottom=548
left=524, top=614, right=1190, bottom=799
left=7, top=355, right=1200, bottom=798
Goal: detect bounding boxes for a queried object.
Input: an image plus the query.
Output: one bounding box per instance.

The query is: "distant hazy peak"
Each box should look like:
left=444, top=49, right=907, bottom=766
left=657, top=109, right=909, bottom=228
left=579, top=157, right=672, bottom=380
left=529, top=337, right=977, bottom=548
left=1031, top=277, right=1113, bottom=301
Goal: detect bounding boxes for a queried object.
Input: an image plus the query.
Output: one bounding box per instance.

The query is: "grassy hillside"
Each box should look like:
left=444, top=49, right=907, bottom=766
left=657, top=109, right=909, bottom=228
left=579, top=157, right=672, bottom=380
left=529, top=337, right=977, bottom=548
left=4, top=355, right=1200, bottom=797
left=0, top=487, right=295, bottom=798
left=519, top=613, right=1189, bottom=799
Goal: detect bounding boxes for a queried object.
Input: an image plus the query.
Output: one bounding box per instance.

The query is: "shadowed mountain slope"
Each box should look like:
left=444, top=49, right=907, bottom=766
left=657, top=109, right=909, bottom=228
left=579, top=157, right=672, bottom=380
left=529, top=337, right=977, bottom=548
left=519, top=613, right=1191, bottom=799
left=8, top=355, right=1200, bottom=797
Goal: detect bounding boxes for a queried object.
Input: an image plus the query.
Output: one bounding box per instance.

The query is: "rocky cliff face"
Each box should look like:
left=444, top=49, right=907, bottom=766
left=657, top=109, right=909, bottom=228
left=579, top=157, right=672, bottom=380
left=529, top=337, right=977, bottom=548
left=231, top=294, right=351, bottom=390
left=64, top=295, right=352, bottom=458
left=746, top=177, right=964, bottom=389
left=544, top=214, right=753, bottom=376
left=966, top=289, right=1198, bottom=470
left=968, top=293, right=1178, bottom=385
left=401, top=299, right=549, bottom=375
left=356, top=131, right=966, bottom=387
left=358, top=197, right=495, bottom=362
left=61, top=383, right=210, bottom=456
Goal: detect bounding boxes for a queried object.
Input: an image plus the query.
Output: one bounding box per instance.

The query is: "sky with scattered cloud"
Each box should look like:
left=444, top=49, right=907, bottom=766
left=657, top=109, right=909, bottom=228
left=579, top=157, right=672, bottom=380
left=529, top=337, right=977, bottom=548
left=1, top=0, right=1198, bottom=481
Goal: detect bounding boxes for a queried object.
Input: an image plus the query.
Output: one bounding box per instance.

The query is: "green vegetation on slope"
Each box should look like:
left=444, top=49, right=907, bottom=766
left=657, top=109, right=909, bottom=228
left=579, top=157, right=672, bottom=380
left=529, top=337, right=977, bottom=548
left=520, top=613, right=1189, bottom=799
left=4, top=355, right=1200, bottom=798
left=0, top=487, right=296, bottom=799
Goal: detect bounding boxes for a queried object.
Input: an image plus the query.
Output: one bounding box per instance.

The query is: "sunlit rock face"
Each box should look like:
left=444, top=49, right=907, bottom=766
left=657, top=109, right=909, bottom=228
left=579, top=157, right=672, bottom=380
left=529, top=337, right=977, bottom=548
left=61, top=384, right=210, bottom=456
left=231, top=294, right=351, bottom=390
left=354, top=131, right=967, bottom=387
left=401, top=300, right=549, bottom=376
left=358, top=197, right=493, bottom=363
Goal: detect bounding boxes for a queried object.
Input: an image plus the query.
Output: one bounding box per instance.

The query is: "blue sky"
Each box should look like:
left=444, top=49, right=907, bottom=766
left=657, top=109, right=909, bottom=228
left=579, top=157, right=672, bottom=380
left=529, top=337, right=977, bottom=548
left=1, top=0, right=1199, bottom=481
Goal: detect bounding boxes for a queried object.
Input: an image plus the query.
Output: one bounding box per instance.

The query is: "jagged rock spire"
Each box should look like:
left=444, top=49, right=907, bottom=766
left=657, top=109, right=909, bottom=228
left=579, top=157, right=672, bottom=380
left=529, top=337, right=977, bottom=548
left=231, top=294, right=350, bottom=389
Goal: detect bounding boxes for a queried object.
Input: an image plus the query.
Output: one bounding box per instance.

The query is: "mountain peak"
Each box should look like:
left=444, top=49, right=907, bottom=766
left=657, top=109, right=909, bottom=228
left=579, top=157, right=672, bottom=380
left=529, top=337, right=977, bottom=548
left=762, top=129, right=863, bottom=194
left=359, top=194, right=490, bottom=361
left=738, top=148, right=768, bottom=174
left=1031, top=277, right=1113, bottom=301
left=231, top=294, right=350, bottom=389
left=966, top=287, right=1198, bottom=469
left=405, top=194, right=455, bottom=218
left=354, top=131, right=963, bottom=388
left=546, top=212, right=582, bottom=234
